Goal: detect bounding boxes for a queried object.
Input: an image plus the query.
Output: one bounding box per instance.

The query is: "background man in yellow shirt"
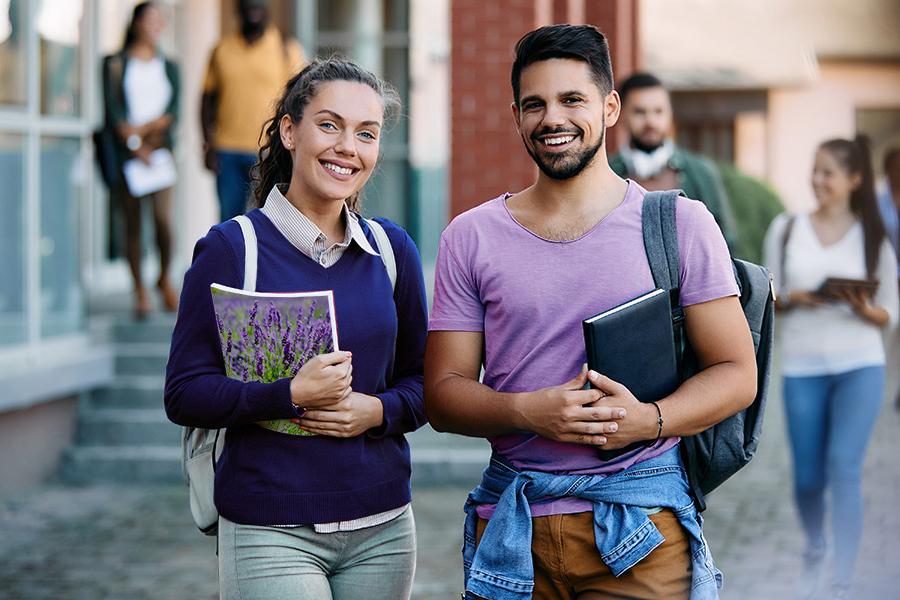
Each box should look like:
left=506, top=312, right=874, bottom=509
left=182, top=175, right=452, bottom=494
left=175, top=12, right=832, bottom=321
left=200, top=0, right=305, bottom=221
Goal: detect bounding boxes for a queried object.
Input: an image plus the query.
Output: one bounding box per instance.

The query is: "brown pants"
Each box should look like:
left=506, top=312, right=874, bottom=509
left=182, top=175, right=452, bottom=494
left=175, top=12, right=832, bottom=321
left=474, top=510, right=692, bottom=600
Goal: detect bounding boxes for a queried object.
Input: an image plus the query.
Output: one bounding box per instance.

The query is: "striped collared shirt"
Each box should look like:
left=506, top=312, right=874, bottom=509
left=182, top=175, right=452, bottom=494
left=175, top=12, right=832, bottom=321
left=260, top=184, right=380, bottom=267
left=261, top=185, right=409, bottom=533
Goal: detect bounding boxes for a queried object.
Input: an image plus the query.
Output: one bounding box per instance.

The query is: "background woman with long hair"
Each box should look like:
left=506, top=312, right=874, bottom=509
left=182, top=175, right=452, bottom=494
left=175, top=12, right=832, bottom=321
left=764, top=137, right=898, bottom=598
left=101, top=1, right=179, bottom=318
left=165, top=57, right=427, bottom=599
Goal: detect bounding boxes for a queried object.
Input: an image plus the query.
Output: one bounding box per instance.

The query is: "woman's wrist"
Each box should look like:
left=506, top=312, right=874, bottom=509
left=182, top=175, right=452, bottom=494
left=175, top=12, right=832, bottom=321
left=289, top=377, right=306, bottom=408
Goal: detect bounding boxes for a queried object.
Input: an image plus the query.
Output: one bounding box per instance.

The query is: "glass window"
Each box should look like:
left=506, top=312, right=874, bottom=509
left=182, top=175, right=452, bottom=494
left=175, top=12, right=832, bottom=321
left=364, top=157, right=408, bottom=225
left=40, top=136, right=84, bottom=338
left=38, top=0, right=83, bottom=117
left=0, top=133, right=26, bottom=346
left=0, top=0, right=27, bottom=107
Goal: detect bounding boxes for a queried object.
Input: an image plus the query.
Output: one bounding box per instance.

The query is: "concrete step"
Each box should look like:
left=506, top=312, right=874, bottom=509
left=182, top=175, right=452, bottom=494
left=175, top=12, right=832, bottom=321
left=63, top=422, right=491, bottom=486
left=76, top=408, right=181, bottom=446
left=114, top=343, right=170, bottom=377
left=89, top=313, right=176, bottom=345
left=60, top=445, right=182, bottom=484
left=111, top=316, right=176, bottom=345
left=407, top=427, right=490, bottom=487
left=90, top=376, right=165, bottom=409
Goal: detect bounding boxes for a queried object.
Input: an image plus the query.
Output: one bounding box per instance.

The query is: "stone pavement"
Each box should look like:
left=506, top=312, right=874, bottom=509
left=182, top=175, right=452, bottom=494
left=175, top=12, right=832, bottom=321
left=2, top=375, right=899, bottom=599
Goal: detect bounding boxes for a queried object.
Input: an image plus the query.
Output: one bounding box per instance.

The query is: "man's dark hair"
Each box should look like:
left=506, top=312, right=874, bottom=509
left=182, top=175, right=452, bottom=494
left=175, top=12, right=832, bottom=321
left=617, top=72, right=665, bottom=107
left=511, top=24, right=614, bottom=105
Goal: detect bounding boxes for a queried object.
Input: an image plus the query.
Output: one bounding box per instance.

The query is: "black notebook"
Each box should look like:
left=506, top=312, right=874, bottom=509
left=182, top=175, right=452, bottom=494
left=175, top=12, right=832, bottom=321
left=583, top=288, right=680, bottom=460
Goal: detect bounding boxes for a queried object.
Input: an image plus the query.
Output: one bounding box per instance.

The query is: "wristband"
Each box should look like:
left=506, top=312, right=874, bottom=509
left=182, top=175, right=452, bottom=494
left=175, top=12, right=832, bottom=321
left=650, top=401, right=663, bottom=442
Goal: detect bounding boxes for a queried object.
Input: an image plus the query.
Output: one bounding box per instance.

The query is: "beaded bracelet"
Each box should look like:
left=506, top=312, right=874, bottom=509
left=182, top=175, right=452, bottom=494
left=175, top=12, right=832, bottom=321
left=650, top=401, right=664, bottom=442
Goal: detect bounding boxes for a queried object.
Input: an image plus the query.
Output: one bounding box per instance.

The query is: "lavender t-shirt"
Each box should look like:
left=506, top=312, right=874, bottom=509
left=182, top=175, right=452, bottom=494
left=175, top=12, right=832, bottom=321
left=429, top=181, right=739, bottom=518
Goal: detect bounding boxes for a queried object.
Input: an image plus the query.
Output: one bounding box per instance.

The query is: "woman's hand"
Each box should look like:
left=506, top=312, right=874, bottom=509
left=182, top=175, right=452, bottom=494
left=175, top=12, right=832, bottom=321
left=833, top=288, right=890, bottom=326
left=290, top=351, right=353, bottom=410
left=293, top=392, right=384, bottom=438
left=783, top=289, right=824, bottom=309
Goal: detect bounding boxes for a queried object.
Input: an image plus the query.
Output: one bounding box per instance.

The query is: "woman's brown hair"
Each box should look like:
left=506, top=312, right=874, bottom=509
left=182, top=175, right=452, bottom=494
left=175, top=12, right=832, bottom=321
left=819, top=136, right=886, bottom=277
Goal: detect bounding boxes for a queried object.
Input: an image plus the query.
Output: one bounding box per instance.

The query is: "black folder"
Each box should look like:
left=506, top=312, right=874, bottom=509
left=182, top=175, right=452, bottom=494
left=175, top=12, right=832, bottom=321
left=583, top=288, right=680, bottom=460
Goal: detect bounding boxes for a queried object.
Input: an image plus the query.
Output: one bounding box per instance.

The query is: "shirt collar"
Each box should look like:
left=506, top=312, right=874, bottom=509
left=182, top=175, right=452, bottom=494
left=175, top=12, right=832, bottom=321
left=260, top=185, right=379, bottom=257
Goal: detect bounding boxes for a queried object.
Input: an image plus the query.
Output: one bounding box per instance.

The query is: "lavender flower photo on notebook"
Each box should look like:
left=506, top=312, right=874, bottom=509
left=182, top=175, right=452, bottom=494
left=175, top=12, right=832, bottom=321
left=210, top=283, right=339, bottom=436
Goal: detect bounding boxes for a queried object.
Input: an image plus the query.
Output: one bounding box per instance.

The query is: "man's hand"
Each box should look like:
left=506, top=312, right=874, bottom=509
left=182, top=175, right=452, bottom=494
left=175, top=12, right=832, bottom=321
left=585, top=371, right=659, bottom=450
left=294, top=392, right=384, bottom=438
left=203, top=146, right=219, bottom=173
left=513, top=365, right=627, bottom=446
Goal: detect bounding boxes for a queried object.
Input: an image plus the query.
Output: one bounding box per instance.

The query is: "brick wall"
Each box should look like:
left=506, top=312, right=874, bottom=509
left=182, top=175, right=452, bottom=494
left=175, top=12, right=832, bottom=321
left=449, top=0, right=640, bottom=217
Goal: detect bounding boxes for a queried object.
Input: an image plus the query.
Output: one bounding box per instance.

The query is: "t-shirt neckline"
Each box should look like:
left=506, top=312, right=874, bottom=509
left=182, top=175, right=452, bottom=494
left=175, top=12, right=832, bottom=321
left=500, top=180, right=634, bottom=244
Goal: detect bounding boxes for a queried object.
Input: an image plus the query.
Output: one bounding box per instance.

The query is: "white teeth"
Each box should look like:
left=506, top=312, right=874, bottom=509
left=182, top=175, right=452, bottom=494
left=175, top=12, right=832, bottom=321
left=544, top=135, right=575, bottom=146
left=324, top=162, right=353, bottom=176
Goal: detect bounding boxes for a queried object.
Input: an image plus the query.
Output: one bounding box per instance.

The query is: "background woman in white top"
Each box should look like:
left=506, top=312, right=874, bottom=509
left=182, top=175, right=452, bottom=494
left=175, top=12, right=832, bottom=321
left=764, top=137, right=898, bottom=598
left=101, top=2, right=180, bottom=318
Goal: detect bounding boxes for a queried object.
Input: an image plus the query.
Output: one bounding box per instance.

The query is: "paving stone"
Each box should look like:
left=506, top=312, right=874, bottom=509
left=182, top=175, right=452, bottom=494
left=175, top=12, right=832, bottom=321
left=2, top=364, right=899, bottom=599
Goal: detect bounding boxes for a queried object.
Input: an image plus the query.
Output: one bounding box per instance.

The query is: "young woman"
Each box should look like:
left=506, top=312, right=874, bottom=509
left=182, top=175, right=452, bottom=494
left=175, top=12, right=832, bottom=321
left=764, top=137, right=898, bottom=598
left=101, top=1, right=180, bottom=318
left=164, top=58, right=427, bottom=599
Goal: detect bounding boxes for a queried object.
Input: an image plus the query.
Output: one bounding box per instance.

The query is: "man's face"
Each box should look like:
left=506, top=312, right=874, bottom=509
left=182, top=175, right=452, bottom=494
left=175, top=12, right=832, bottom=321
left=239, top=0, right=268, bottom=29
left=513, top=58, right=618, bottom=180
left=621, top=86, right=672, bottom=152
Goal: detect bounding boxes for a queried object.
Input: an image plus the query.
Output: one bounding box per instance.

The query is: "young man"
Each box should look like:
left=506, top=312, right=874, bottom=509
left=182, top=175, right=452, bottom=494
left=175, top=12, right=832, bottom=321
left=608, top=72, right=738, bottom=250
left=200, top=0, right=305, bottom=221
left=425, top=25, right=757, bottom=600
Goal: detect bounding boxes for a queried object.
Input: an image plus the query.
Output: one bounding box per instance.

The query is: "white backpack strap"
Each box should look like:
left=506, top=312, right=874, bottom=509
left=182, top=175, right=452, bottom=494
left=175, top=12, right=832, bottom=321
left=365, top=218, right=397, bottom=291
left=232, top=215, right=258, bottom=292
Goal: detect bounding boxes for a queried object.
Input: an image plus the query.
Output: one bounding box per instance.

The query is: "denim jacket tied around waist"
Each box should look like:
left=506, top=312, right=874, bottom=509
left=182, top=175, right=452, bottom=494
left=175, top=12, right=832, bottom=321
left=462, top=445, right=722, bottom=600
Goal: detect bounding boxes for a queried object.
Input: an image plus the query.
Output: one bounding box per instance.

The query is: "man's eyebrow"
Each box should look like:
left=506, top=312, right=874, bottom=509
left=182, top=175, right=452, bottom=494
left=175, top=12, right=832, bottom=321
left=315, top=109, right=381, bottom=128
left=559, top=90, right=587, bottom=97
left=519, top=95, right=543, bottom=105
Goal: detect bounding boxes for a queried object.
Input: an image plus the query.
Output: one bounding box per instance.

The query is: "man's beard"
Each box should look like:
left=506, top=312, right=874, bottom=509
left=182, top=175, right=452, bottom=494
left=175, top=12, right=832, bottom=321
left=524, top=125, right=604, bottom=180
left=241, top=17, right=267, bottom=38
left=630, top=134, right=664, bottom=154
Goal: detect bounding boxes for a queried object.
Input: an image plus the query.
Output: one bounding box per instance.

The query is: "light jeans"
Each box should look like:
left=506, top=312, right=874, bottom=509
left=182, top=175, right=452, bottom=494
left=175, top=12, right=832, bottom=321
left=218, top=506, right=416, bottom=600
left=783, top=365, right=884, bottom=585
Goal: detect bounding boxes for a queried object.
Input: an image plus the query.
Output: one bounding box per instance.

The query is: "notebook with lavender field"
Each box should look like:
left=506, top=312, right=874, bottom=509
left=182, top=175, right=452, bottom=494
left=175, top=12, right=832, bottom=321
left=210, top=283, right=339, bottom=436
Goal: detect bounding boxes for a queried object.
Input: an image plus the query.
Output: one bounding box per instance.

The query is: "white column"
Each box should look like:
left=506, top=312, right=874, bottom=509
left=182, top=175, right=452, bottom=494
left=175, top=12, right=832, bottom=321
left=353, top=0, right=383, bottom=74
left=174, top=0, right=220, bottom=272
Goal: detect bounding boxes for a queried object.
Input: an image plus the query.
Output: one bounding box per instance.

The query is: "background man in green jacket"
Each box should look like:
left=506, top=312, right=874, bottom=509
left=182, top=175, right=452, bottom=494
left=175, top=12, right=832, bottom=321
left=609, top=72, right=738, bottom=250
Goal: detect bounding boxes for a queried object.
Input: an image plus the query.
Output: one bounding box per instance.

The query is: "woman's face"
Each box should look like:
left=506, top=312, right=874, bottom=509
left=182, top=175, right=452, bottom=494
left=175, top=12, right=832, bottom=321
left=812, top=149, right=860, bottom=210
left=281, top=81, right=384, bottom=205
left=137, top=5, right=166, bottom=45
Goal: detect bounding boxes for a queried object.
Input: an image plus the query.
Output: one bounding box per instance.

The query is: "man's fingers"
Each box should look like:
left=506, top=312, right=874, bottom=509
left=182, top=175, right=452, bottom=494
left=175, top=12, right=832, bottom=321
left=575, top=405, right=627, bottom=421
left=587, top=371, right=628, bottom=396
left=559, top=433, right=607, bottom=446
left=563, top=364, right=590, bottom=389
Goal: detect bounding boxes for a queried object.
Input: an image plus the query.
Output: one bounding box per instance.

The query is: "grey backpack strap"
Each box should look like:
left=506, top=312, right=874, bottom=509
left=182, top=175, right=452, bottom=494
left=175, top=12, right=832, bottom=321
left=642, top=189, right=687, bottom=370
left=364, top=218, right=397, bottom=291
left=641, top=190, right=683, bottom=296
left=232, top=215, right=258, bottom=292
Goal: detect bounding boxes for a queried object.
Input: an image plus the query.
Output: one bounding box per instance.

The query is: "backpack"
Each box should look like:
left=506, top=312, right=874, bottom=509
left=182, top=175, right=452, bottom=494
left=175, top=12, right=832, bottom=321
left=181, top=214, right=398, bottom=535
left=641, top=190, right=775, bottom=512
